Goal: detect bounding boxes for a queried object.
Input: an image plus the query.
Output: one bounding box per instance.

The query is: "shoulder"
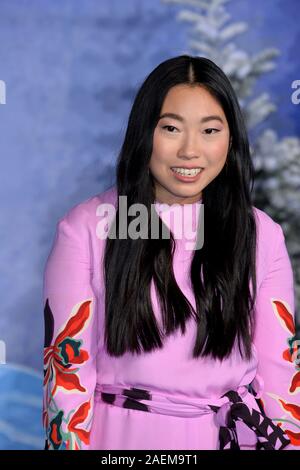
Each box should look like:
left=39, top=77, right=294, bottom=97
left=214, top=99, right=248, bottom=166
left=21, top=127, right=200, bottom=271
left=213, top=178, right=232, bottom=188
left=252, top=206, right=287, bottom=276
left=252, top=206, right=283, bottom=245
left=58, top=185, right=118, bottom=229
left=54, top=186, right=118, bottom=249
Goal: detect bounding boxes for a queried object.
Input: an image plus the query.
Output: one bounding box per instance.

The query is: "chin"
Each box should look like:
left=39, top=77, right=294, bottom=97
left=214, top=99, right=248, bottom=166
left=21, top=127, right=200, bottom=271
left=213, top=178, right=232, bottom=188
left=170, top=190, right=202, bottom=201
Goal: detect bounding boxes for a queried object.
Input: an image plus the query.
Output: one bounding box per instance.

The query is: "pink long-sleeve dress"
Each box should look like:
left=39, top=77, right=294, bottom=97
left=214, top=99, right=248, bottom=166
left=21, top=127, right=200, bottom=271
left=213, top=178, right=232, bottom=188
left=43, top=185, right=299, bottom=450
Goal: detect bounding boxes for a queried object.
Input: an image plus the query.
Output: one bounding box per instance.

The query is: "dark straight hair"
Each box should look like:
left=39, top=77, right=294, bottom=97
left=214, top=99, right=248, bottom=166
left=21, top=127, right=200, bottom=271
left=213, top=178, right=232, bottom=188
left=103, top=55, right=257, bottom=361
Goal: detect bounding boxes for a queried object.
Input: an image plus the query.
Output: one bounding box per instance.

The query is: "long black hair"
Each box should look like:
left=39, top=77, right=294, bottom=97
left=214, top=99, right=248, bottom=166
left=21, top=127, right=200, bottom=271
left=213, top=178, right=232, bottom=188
left=103, top=55, right=257, bottom=361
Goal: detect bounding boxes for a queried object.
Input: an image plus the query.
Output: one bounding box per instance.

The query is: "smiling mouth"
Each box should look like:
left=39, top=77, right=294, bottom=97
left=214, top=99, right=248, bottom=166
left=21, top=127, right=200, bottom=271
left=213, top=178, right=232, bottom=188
left=171, top=167, right=203, bottom=177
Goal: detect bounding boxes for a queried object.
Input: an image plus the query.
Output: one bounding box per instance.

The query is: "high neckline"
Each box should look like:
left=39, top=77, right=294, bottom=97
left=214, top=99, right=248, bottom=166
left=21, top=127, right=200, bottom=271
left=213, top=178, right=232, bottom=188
left=153, top=198, right=203, bottom=247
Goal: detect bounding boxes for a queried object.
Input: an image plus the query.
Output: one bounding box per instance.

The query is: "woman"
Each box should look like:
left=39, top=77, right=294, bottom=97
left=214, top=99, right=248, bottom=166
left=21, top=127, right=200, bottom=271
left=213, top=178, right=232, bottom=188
left=43, top=55, right=299, bottom=450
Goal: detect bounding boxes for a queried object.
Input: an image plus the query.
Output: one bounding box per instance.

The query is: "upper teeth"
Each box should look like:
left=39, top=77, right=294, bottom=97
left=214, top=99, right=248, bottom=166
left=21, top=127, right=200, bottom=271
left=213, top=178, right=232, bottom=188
left=172, top=168, right=202, bottom=176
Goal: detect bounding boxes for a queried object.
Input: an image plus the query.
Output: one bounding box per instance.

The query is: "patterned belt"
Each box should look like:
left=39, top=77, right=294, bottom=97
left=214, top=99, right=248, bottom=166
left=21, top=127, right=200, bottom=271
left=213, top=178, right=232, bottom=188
left=95, top=383, right=290, bottom=450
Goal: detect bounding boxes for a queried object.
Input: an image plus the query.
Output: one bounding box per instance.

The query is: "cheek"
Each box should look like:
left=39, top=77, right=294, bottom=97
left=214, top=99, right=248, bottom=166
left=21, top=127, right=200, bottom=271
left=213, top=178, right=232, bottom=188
left=151, top=134, right=173, bottom=163
left=150, top=132, right=160, bottom=159
left=207, top=139, right=229, bottom=161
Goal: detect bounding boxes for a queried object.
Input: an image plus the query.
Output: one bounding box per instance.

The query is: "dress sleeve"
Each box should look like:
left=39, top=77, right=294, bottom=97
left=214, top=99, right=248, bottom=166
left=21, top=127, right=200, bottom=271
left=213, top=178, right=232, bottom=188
left=43, top=207, right=98, bottom=450
left=253, top=221, right=300, bottom=449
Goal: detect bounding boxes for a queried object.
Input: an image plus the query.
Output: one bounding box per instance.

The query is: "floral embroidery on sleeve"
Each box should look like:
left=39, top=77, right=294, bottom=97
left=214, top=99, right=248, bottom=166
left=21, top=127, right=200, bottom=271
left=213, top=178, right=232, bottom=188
left=271, top=299, right=300, bottom=395
left=266, top=299, right=300, bottom=446
left=47, top=399, right=92, bottom=450
left=43, top=298, right=93, bottom=450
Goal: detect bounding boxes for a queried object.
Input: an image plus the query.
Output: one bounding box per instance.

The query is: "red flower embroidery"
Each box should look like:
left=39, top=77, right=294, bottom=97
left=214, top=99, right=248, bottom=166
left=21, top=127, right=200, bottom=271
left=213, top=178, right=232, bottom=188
left=43, top=298, right=93, bottom=449
left=272, top=300, right=295, bottom=335
left=266, top=394, right=300, bottom=446
left=277, top=398, right=300, bottom=421
left=284, top=430, right=300, bottom=446
left=66, top=400, right=92, bottom=450
left=271, top=299, right=300, bottom=394
left=290, top=371, right=300, bottom=394
left=264, top=299, right=300, bottom=446
left=49, top=410, right=64, bottom=450
left=44, top=298, right=92, bottom=395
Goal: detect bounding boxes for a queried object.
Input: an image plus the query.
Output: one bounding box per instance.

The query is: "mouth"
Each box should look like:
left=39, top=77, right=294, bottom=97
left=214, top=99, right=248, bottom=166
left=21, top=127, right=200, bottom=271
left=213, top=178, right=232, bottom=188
left=170, top=166, right=204, bottom=182
left=171, top=167, right=203, bottom=176
left=171, top=167, right=204, bottom=183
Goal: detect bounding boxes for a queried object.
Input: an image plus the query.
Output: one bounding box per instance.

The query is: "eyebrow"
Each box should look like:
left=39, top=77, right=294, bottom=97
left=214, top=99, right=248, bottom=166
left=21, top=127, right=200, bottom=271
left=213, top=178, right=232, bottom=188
left=159, top=112, right=224, bottom=124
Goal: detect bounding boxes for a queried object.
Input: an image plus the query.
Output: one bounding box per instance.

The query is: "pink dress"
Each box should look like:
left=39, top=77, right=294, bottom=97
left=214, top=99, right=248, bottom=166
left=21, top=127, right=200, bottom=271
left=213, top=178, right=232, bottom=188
left=43, top=185, right=299, bottom=450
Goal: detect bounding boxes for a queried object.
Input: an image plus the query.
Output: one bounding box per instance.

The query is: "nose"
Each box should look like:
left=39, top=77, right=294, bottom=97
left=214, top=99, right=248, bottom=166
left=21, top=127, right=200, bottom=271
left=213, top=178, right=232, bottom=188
left=178, top=131, right=201, bottom=160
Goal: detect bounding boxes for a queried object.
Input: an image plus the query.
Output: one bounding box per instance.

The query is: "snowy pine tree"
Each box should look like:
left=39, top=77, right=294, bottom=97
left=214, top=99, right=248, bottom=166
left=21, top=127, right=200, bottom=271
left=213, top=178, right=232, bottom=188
left=162, top=0, right=300, bottom=311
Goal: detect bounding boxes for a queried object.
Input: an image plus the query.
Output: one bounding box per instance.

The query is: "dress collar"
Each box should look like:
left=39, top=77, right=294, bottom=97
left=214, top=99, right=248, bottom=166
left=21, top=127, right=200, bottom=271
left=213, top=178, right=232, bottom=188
left=153, top=198, right=203, bottom=245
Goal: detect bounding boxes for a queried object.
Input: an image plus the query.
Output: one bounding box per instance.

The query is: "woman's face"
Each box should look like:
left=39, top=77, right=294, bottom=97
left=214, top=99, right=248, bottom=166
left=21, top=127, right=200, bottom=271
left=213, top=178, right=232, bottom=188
left=149, top=84, right=231, bottom=205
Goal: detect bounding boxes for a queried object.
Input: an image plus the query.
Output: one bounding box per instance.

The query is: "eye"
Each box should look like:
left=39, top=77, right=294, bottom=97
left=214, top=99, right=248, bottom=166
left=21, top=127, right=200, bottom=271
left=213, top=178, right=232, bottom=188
left=204, top=128, right=220, bottom=135
left=162, top=125, right=178, bottom=133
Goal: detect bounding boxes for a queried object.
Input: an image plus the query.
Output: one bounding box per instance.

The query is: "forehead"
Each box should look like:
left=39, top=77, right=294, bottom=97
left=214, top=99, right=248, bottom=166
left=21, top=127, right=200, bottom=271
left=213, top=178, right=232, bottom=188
left=161, top=84, right=225, bottom=116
